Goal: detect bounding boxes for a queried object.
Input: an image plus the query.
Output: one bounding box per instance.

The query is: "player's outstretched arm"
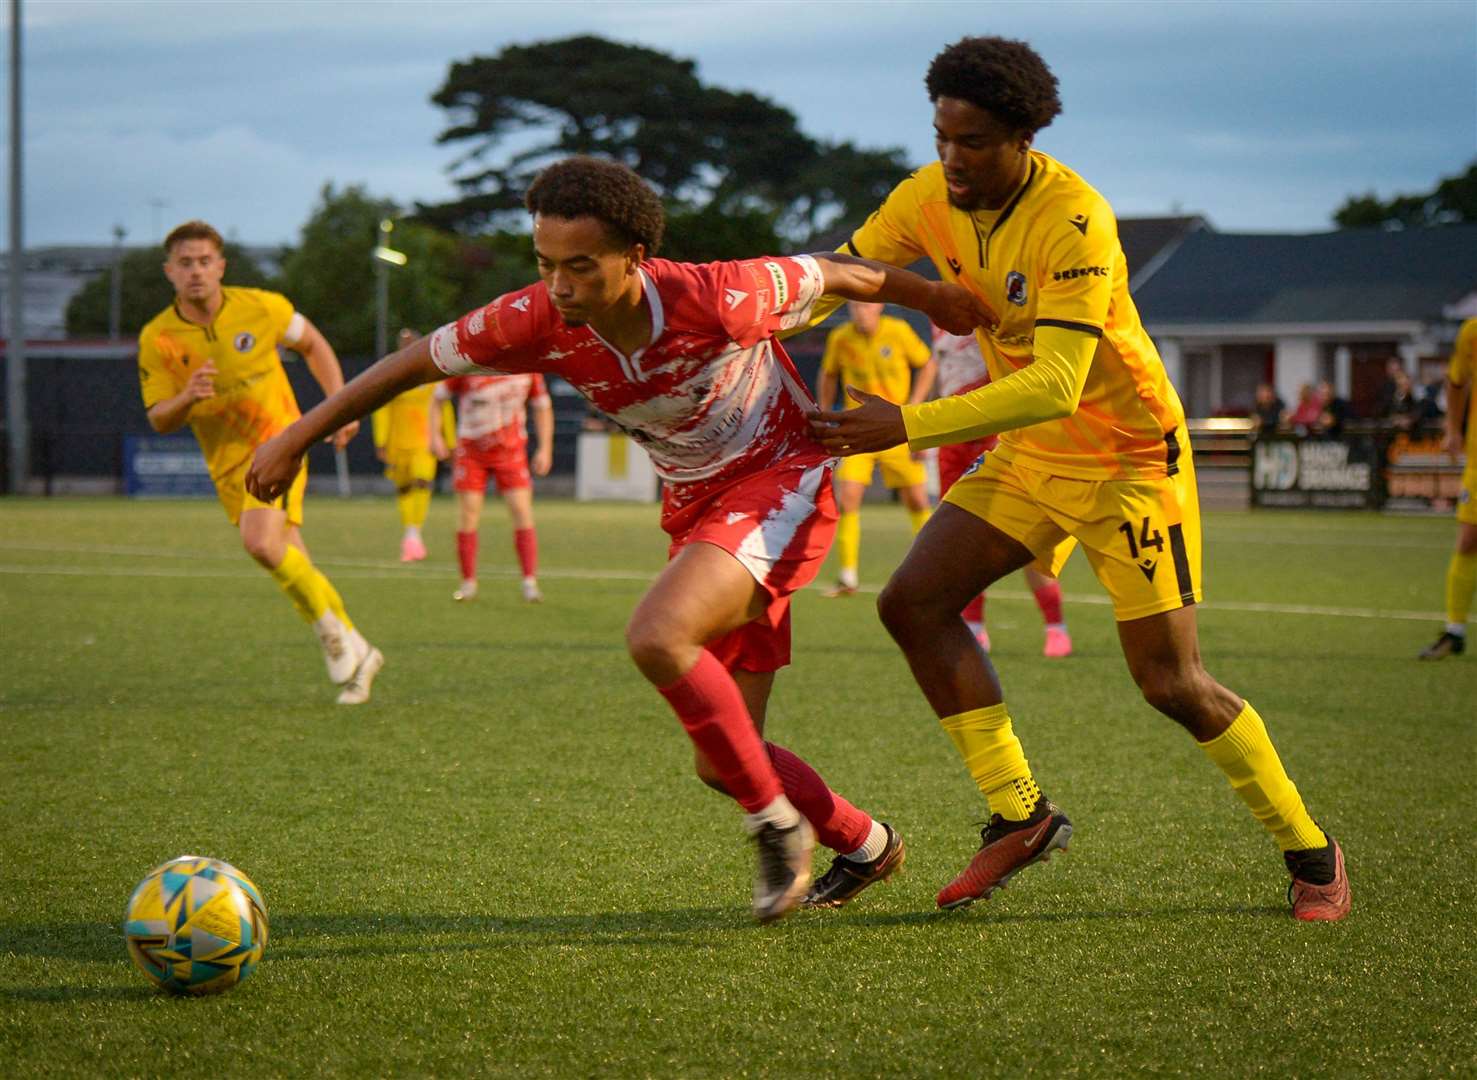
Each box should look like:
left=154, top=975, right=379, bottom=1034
left=247, top=337, right=443, bottom=501
left=810, top=253, right=994, bottom=337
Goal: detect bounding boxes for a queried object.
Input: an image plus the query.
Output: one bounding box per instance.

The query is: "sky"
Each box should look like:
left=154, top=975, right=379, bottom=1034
left=6, top=0, right=1476, bottom=249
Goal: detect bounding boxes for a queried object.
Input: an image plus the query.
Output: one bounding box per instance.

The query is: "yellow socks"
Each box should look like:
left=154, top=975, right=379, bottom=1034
left=836, top=510, right=860, bottom=577
left=1199, top=702, right=1325, bottom=852
left=1445, top=550, right=1476, bottom=626
left=908, top=505, right=931, bottom=535
left=269, top=545, right=353, bottom=630
left=398, top=485, right=431, bottom=529
left=940, top=704, right=1040, bottom=820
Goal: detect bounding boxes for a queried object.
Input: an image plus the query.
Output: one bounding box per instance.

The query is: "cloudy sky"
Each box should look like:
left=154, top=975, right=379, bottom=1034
left=8, top=0, right=1476, bottom=249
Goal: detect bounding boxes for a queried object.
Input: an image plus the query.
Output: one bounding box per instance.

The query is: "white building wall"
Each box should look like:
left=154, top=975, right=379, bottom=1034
left=1273, top=337, right=1317, bottom=402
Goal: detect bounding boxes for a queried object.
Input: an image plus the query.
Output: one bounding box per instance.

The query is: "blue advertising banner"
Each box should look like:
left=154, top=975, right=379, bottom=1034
left=123, top=435, right=215, bottom=498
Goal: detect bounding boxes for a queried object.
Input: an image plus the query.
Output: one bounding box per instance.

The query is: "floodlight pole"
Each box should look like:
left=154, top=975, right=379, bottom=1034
left=6, top=0, right=28, bottom=495
left=109, top=224, right=126, bottom=341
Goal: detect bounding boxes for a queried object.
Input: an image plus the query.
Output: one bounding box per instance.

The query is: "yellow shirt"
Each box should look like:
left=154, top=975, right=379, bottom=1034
left=138, top=286, right=300, bottom=483
left=1450, top=318, right=1477, bottom=460
left=820, top=316, right=932, bottom=408
left=844, top=154, right=1186, bottom=480
left=372, top=383, right=441, bottom=456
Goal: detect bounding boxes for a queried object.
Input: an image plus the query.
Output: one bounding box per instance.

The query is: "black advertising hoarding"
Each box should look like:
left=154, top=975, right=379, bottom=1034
left=1250, top=435, right=1383, bottom=509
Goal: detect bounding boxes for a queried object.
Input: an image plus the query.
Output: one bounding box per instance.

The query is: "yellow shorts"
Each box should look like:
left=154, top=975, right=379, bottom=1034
left=383, top=450, right=437, bottom=490
left=944, top=448, right=1204, bottom=622
left=835, top=442, right=927, bottom=489
left=216, top=457, right=308, bottom=528
left=1458, top=466, right=1477, bottom=526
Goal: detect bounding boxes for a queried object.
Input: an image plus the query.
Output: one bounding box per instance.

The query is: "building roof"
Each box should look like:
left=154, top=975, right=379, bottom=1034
left=1135, top=223, right=1477, bottom=328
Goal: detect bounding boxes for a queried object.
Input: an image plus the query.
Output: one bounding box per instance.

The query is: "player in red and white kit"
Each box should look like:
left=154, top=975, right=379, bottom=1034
left=431, top=372, right=553, bottom=603
left=248, top=157, right=992, bottom=923
left=931, top=326, right=1073, bottom=657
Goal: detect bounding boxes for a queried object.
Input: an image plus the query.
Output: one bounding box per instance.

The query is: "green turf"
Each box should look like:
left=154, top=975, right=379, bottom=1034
left=1, top=496, right=1473, bottom=1077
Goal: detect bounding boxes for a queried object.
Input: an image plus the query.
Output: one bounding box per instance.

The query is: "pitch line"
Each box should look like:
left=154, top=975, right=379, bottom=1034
left=0, top=556, right=1443, bottom=623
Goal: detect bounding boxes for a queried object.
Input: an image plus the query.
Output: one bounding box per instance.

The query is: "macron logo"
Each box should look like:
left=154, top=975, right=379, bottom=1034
left=724, top=288, right=749, bottom=309
left=511, top=297, right=531, bottom=312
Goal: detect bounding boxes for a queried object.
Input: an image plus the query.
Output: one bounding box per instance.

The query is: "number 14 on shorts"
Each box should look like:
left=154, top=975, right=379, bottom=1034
left=1118, top=516, right=1165, bottom=580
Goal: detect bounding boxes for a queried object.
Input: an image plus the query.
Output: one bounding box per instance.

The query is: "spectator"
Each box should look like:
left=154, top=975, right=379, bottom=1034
left=1374, top=357, right=1404, bottom=418
left=1286, top=383, right=1323, bottom=434
left=1420, top=375, right=1446, bottom=425
left=1252, top=382, right=1285, bottom=434
left=1315, top=380, right=1349, bottom=438
left=1385, top=369, right=1423, bottom=432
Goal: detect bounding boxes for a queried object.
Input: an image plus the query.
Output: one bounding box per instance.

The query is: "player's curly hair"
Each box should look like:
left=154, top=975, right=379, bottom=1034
left=524, top=157, right=665, bottom=255
left=163, top=220, right=224, bottom=255
left=925, top=37, right=1062, bottom=135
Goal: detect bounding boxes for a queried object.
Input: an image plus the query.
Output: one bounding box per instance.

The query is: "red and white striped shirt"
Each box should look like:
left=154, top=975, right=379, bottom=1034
left=435, top=372, right=549, bottom=452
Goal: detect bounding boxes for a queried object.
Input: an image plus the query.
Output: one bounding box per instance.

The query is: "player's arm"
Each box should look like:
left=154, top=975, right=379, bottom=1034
left=904, top=328, right=936, bottom=406
left=429, top=387, right=452, bottom=460
left=1445, top=378, right=1469, bottom=457
left=247, top=337, right=443, bottom=501
left=283, top=314, right=359, bottom=449
left=809, top=253, right=990, bottom=337
left=530, top=397, right=554, bottom=477
left=816, top=332, right=841, bottom=412
left=145, top=360, right=218, bottom=434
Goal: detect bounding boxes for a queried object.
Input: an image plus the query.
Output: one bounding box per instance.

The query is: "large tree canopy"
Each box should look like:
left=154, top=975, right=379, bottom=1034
left=1334, top=160, right=1477, bottom=229
left=420, top=35, right=909, bottom=254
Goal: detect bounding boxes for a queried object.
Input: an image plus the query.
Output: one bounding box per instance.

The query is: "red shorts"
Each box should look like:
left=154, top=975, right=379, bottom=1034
left=937, top=435, right=999, bottom=494
left=663, top=459, right=837, bottom=674
left=453, top=441, right=531, bottom=494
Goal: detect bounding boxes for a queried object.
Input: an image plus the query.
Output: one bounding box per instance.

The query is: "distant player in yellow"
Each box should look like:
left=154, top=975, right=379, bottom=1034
left=809, top=37, right=1348, bottom=920
left=138, top=220, right=383, bottom=705
left=817, top=302, right=935, bottom=596
left=1419, top=317, right=1477, bottom=659
left=371, top=327, right=449, bottom=563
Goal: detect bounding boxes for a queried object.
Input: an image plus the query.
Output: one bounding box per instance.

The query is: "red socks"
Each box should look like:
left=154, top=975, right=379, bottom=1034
left=766, top=742, right=871, bottom=852
left=513, top=527, right=538, bottom=578
left=456, top=530, right=478, bottom=581
left=657, top=650, right=781, bottom=813
left=1033, top=579, right=1064, bottom=625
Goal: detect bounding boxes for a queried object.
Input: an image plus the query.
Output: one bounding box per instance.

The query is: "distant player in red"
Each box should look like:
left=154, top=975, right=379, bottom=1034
left=932, top=326, right=1073, bottom=657
left=431, top=371, right=553, bottom=603
left=248, top=156, right=992, bottom=923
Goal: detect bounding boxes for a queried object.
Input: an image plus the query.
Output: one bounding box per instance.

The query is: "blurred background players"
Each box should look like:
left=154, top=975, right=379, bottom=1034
left=932, top=326, right=1072, bottom=657
left=430, top=368, right=553, bottom=602
left=137, top=220, right=381, bottom=705
left=1420, top=316, right=1477, bottom=660
left=372, top=327, right=451, bottom=563
left=816, top=301, right=935, bottom=596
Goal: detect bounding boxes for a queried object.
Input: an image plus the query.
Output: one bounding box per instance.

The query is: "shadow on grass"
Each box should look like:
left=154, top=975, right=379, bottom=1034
left=0, top=898, right=1286, bottom=973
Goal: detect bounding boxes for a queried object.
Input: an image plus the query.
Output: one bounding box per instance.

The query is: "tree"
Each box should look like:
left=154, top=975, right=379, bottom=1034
left=1334, top=160, right=1477, bottom=229
left=420, top=35, right=909, bottom=256
left=65, top=243, right=271, bottom=339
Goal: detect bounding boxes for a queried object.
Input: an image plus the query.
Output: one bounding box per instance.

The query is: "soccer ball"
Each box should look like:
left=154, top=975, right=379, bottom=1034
left=123, top=855, right=268, bottom=995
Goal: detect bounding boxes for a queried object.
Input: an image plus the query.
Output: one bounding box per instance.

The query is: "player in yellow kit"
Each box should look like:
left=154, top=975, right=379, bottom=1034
left=138, top=220, right=383, bottom=705
left=1419, top=317, right=1477, bottom=659
left=809, top=37, right=1348, bottom=920
left=371, top=327, right=450, bottom=563
left=816, top=302, right=935, bottom=596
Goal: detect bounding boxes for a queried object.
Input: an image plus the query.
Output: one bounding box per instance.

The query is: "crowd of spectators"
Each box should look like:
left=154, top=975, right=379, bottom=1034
left=1249, top=359, right=1445, bottom=438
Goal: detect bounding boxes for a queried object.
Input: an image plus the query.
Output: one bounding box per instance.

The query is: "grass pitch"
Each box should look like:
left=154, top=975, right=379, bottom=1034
left=1, top=496, right=1473, bottom=1077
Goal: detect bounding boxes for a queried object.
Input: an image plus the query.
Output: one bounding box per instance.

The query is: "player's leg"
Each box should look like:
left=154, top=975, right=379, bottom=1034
left=396, top=454, right=432, bottom=563
left=937, top=440, right=991, bottom=648
left=627, top=541, right=811, bottom=922
left=883, top=443, right=932, bottom=536
left=498, top=464, right=542, bottom=603
left=1420, top=510, right=1477, bottom=659
left=878, top=455, right=1074, bottom=909
left=1116, top=607, right=1347, bottom=920
left=1024, top=565, right=1072, bottom=658
left=454, top=475, right=485, bottom=601
left=826, top=455, right=872, bottom=596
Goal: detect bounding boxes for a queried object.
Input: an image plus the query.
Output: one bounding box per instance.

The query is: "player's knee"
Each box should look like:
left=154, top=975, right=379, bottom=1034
left=624, top=616, right=683, bottom=679
left=240, top=533, right=280, bottom=567
left=1135, top=664, right=1205, bottom=720
left=876, top=576, right=919, bottom=640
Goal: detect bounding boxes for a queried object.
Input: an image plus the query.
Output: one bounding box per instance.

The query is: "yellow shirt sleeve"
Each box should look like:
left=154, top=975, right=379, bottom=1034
left=371, top=406, right=390, bottom=449
left=899, top=321, right=931, bottom=368
left=1033, top=202, right=1117, bottom=333
left=137, top=327, right=176, bottom=410
left=902, top=324, right=1097, bottom=449
left=253, top=289, right=296, bottom=348
left=820, top=326, right=845, bottom=376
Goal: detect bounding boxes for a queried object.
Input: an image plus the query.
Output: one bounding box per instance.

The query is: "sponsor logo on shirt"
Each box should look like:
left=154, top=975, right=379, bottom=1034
left=1069, top=213, right=1090, bottom=235
left=510, top=296, right=531, bottom=312
left=724, top=288, right=749, bottom=309
left=763, top=262, right=790, bottom=310
left=1052, top=266, right=1109, bottom=282
left=1005, top=271, right=1028, bottom=307
left=233, top=332, right=255, bottom=352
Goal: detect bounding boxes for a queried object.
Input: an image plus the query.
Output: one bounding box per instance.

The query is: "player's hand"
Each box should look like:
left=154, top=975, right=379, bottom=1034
left=1442, top=429, right=1463, bottom=457
left=532, top=445, right=553, bottom=477
left=374, top=446, right=387, bottom=463
left=805, top=387, right=908, bottom=455
left=183, top=360, right=218, bottom=402
left=329, top=419, right=359, bottom=450
left=926, top=282, right=997, bottom=336
left=430, top=435, right=449, bottom=461
left=247, top=431, right=304, bottom=502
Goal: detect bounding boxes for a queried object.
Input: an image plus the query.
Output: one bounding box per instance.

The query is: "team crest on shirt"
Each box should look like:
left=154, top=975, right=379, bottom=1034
left=233, top=332, right=255, bottom=352
left=1005, top=271, right=1028, bottom=307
